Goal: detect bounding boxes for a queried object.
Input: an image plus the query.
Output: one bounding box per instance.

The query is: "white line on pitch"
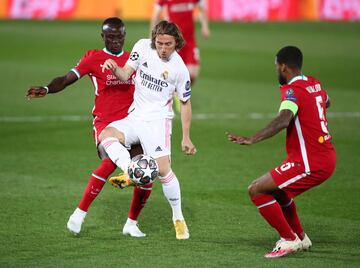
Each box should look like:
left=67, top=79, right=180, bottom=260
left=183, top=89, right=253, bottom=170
left=0, top=112, right=359, bottom=123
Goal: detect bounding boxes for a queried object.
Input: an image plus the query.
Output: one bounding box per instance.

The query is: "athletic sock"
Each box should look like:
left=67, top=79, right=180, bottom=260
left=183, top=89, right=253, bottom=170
left=125, top=217, right=138, bottom=225
left=100, top=137, right=131, bottom=171
left=277, top=196, right=305, bottom=240
left=72, top=207, right=87, bottom=219
left=160, top=170, right=184, bottom=222
left=128, top=183, right=153, bottom=221
left=78, top=158, right=116, bottom=212
left=251, top=194, right=296, bottom=240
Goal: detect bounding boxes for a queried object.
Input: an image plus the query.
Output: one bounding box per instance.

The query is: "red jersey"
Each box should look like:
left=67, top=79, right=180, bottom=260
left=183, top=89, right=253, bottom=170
left=72, top=49, right=134, bottom=123
left=280, top=75, right=336, bottom=173
left=157, top=0, right=199, bottom=44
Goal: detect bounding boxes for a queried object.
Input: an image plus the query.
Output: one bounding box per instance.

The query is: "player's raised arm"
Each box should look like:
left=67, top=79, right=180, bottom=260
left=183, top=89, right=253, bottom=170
left=101, top=59, right=134, bottom=81
left=26, top=71, right=78, bottom=100
left=180, top=99, right=197, bottom=155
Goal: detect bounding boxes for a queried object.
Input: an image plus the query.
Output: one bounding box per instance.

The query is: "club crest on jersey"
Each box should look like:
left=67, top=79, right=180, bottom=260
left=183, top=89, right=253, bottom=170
left=161, top=70, right=169, bottom=80
left=130, top=52, right=139, bottom=61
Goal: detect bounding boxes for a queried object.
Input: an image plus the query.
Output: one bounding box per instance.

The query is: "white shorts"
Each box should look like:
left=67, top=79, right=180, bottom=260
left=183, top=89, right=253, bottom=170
left=107, top=115, right=172, bottom=159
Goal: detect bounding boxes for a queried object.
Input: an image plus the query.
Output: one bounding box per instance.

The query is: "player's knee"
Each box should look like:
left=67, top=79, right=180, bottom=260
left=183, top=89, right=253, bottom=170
left=158, top=164, right=171, bottom=177
left=98, top=128, right=109, bottom=142
left=99, top=127, right=124, bottom=143
left=156, top=156, right=171, bottom=177
left=247, top=181, right=259, bottom=198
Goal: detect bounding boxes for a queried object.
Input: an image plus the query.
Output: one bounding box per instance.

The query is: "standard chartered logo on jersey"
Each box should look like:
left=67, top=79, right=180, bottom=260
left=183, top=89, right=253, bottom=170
left=140, top=70, right=168, bottom=92
left=106, top=74, right=133, bottom=86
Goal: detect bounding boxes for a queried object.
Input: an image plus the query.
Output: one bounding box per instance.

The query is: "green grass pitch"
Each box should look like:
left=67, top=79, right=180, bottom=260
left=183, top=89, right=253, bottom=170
left=0, top=20, right=359, bottom=267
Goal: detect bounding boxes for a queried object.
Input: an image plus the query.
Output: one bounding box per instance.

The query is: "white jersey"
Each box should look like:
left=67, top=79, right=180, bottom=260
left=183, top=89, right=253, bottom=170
left=126, top=39, right=191, bottom=120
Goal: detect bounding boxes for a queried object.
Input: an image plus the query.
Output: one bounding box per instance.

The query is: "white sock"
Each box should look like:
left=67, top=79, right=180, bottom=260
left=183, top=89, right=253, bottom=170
left=73, top=207, right=87, bottom=219
left=160, top=170, right=184, bottom=222
left=125, top=218, right=137, bottom=226
left=100, top=137, right=131, bottom=171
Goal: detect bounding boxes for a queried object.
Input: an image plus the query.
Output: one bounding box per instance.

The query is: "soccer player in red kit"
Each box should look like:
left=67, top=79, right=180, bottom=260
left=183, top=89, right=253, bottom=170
left=227, top=46, right=336, bottom=258
left=26, top=17, right=152, bottom=237
left=151, top=0, right=210, bottom=82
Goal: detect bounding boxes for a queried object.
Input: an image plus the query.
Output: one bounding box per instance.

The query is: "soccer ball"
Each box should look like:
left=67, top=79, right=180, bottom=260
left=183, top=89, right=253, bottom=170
left=128, top=154, right=159, bottom=185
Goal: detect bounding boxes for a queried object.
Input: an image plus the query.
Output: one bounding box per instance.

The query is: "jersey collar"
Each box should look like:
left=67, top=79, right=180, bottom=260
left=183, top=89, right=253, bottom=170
left=288, top=74, right=308, bottom=85
left=103, top=48, right=124, bottom=57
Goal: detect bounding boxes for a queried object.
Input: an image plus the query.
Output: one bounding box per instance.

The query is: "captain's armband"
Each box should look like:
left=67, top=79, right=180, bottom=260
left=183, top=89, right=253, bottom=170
left=279, top=100, right=298, bottom=116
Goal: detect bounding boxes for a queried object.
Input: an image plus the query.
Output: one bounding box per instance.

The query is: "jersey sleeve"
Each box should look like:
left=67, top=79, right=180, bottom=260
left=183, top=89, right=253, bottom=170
left=126, top=39, right=147, bottom=71
left=279, top=86, right=299, bottom=115
left=176, top=65, right=192, bottom=102
left=72, top=50, right=93, bottom=79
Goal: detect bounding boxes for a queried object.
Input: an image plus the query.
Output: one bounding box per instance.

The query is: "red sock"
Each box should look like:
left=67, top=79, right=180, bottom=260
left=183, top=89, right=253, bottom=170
left=78, top=158, right=116, bottom=212
left=277, top=195, right=305, bottom=240
left=128, top=183, right=153, bottom=221
left=251, top=194, right=296, bottom=240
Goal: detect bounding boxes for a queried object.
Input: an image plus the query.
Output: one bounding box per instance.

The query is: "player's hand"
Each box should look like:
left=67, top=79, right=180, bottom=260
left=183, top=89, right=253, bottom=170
left=26, top=86, right=47, bottom=100
left=101, top=59, right=118, bottom=73
left=201, top=26, right=210, bottom=39
left=182, top=138, right=197, bottom=155
left=226, top=132, right=253, bottom=145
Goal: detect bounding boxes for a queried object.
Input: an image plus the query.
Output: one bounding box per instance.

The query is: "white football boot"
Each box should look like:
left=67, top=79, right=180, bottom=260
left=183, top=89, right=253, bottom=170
left=66, top=208, right=87, bottom=235
left=122, top=218, right=146, bottom=237
left=300, top=233, right=312, bottom=251
left=264, top=235, right=302, bottom=258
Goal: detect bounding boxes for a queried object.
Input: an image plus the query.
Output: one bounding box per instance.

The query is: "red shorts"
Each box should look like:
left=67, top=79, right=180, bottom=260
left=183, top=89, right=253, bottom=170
left=270, top=153, right=336, bottom=198
left=178, top=42, right=199, bottom=65
left=92, top=118, right=111, bottom=146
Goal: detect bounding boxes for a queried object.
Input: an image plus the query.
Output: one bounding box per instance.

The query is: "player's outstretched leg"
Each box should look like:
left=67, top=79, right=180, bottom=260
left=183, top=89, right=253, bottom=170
left=100, top=137, right=131, bottom=172
left=248, top=172, right=303, bottom=257
left=67, top=158, right=116, bottom=235
left=160, top=170, right=189, bottom=240
left=122, top=183, right=153, bottom=237
left=251, top=194, right=301, bottom=257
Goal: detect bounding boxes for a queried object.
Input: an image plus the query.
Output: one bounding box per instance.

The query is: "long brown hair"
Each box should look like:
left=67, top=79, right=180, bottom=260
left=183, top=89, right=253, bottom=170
left=151, top=20, right=185, bottom=50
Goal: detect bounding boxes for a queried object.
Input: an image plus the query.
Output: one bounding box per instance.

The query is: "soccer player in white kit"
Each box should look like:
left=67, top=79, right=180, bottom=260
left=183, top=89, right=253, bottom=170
left=99, top=20, right=196, bottom=240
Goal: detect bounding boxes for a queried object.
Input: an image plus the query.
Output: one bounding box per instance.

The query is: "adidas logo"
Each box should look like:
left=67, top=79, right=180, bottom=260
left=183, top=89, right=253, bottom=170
left=155, top=146, right=162, bottom=152
left=142, top=62, right=148, bottom=68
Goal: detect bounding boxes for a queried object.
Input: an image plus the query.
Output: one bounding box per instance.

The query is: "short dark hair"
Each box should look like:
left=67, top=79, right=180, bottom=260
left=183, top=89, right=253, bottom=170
left=102, top=17, right=125, bottom=31
left=151, top=20, right=185, bottom=50
left=276, top=46, right=303, bottom=69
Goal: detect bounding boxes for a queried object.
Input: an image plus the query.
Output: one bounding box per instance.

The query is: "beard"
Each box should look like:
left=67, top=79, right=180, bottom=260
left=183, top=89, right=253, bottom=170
left=278, top=74, right=287, bottom=85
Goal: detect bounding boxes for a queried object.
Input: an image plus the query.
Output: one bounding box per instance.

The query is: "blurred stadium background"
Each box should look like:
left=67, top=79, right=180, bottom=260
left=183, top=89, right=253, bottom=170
left=1, top=0, right=360, bottom=21
left=1, top=0, right=360, bottom=267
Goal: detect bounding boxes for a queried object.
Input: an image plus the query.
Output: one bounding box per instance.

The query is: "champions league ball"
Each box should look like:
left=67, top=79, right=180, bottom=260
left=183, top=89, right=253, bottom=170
left=128, top=154, right=159, bottom=185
